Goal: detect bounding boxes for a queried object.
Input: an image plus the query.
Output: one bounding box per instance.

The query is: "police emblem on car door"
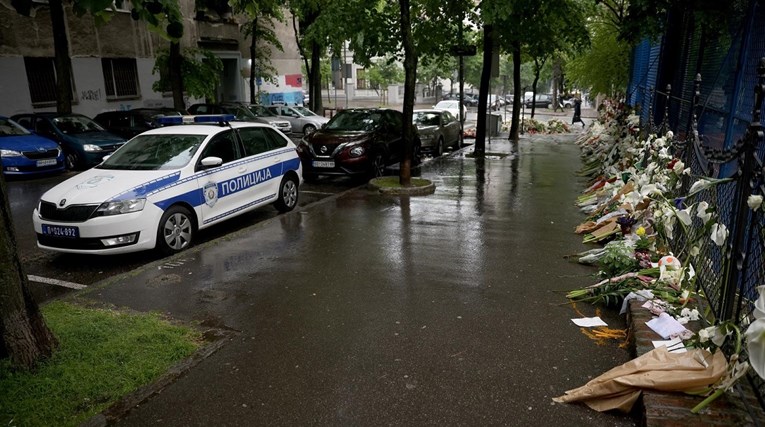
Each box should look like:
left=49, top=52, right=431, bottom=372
left=196, top=130, right=244, bottom=225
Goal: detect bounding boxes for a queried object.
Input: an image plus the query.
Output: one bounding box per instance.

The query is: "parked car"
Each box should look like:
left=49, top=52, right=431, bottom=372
left=0, top=115, right=65, bottom=177
left=525, top=94, right=552, bottom=108
left=93, top=108, right=185, bottom=140
left=11, top=113, right=126, bottom=170
left=32, top=115, right=302, bottom=255
left=267, top=105, right=329, bottom=135
left=433, top=100, right=468, bottom=123
left=297, top=108, right=420, bottom=181
left=188, top=103, right=292, bottom=134
left=412, top=109, right=461, bottom=156
left=560, top=96, right=575, bottom=108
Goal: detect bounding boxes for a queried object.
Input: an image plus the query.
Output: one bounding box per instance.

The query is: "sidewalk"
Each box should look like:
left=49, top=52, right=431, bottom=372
left=79, top=131, right=637, bottom=426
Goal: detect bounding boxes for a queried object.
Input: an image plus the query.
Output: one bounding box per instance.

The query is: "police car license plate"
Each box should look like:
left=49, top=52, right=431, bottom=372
left=312, top=160, right=335, bottom=168
left=36, top=159, right=57, bottom=167
left=42, top=224, right=79, bottom=238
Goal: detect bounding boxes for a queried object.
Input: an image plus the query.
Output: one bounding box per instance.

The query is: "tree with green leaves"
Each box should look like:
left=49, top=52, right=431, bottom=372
left=230, top=0, right=284, bottom=103
left=290, top=0, right=336, bottom=114
left=152, top=48, right=224, bottom=103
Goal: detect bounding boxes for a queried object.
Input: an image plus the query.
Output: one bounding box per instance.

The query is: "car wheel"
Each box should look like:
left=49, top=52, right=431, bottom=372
left=303, top=124, right=317, bottom=135
left=368, top=153, right=385, bottom=179
left=274, top=175, right=299, bottom=213
left=412, top=140, right=422, bottom=166
left=156, top=205, right=194, bottom=256
left=65, top=151, right=81, bottom=171
left=435, top=137, right=444, bottom=157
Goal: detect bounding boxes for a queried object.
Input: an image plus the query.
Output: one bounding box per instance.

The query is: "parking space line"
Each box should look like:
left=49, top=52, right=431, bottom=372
left=28, top=275, right=87, bottom=290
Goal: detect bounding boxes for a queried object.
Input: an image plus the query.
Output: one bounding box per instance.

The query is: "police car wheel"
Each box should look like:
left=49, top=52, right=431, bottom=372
left=274, top=176, right=299, bottom=213
left=157, top=205, right=194, bottom=255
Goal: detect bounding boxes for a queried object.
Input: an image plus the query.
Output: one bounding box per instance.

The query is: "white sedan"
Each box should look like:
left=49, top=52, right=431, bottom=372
left=33, top=116, right=302, bottom=255
left=432, top=100, right=468, bottom=123
left=268, top=105, right=330, bottom=135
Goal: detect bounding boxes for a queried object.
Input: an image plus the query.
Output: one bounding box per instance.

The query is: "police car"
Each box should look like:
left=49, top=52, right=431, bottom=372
left=32, top=115, right=302, bottom=255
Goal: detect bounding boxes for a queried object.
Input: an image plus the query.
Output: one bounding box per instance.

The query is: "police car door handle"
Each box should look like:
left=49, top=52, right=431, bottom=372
left=272, top=157, right=281, bottom=164
left=237, top=166, right=248, bottom=174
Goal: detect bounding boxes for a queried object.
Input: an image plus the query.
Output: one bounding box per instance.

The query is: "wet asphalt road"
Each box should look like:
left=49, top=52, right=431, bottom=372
left=75, top=132, right=636, bottom=426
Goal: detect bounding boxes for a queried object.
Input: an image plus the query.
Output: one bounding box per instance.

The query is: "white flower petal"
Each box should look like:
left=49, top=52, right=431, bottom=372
left=748, top=195, right=763, bottom=211
left=745, top=318, right=765, bottom=380
left=677, top=208, right=693, bottom=226
left=754, top=285, right=765, bottom=319
left=711, top=223, right=729, bottom=246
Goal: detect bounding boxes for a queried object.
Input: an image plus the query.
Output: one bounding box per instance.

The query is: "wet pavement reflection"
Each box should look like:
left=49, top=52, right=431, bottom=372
left=80, top=133, right=636, bottom=426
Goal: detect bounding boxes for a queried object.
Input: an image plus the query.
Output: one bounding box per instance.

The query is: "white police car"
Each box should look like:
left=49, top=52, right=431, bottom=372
left=32, top=115, right=302, bottom=255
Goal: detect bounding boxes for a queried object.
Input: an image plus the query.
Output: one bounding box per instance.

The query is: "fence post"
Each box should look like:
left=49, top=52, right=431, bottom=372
left=660, top=84, right=671, bottom=135
left=720, top=57, right=765, bottom=321
left=682, top=74, right=702, bottom=167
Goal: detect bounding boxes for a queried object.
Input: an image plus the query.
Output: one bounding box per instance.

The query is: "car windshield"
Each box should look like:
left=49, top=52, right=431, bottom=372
left=224, top=106, right=258, bottom=121
left=98, top=134, right=205, bottom=170
left=0, top=117, right=31, bottom=136
left=248, top=105, right=277, bottom=117
left=435, top=101, right=457, bottom=109
left=53, top=115, right=105, bottom=134
left=292, top=106, right=317, bottom=117
left=413, top=112, right=440, bottom=126
left=324, top=111, right=381, bottom=132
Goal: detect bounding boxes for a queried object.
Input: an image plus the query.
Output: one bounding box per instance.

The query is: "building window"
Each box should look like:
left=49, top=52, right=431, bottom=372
left=357, top=69, right=368, bottom=90
left=102, top=58, right=140, bottom=100
left=24, top=57, right=60, bottom=106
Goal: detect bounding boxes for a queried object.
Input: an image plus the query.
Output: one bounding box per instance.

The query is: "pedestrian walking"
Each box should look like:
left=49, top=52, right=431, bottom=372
left=572, top=95, right=585, bottom=128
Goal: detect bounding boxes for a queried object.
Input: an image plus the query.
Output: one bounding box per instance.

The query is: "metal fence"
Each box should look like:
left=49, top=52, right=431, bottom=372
left=643, top=56, right=765, bottom=421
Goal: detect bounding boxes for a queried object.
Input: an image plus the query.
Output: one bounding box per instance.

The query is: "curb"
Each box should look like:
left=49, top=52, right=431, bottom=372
left=626, top=300, right=765, bottom=425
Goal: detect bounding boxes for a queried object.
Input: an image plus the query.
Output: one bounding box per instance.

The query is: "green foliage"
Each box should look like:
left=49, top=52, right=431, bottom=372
left=598, top=240, right=639, bottom=278
left=367, top=58, right=404, bottom=89
left=566, top=22, right=630, bottom=97
left=153, top=48, right=223, bottom=101
left=0, top=302, right=200, bottom=427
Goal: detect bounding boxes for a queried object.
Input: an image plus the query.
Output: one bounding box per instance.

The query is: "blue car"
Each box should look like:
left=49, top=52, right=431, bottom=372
left=11, top=113, right=125, bottom=170
left=0, top=116, right=65, bottom=177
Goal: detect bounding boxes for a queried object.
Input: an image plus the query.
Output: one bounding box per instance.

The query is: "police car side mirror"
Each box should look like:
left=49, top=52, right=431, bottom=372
left=198, top=156, right=223, bottom=170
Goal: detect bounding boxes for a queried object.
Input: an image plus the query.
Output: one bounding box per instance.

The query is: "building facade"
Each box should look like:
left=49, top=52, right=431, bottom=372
left=0, top=0, right=302, bottom=118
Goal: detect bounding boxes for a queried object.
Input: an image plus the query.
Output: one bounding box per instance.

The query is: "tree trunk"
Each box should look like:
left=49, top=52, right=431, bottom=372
left=0, top=175, right=58, bottom=369
left=292, top=13, right=311, bottom=107
left=169, top=41, right=185, bottom=111
left=474, top=24, right=493, bottom=156
left=509, top=42, right=521, bottom=141
left=49, top=0, right=72, bottom=114
left=398, top=0, right=416, bottom=186
left=530, top=57, right=540, bottom=119
left=250, top=17, right=258, bottom=103
left=309, top=40, right=322, bottom=114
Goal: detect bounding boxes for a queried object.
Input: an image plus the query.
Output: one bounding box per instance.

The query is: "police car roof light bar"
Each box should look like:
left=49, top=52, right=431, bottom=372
left=156, top=114, right=235, bottom=126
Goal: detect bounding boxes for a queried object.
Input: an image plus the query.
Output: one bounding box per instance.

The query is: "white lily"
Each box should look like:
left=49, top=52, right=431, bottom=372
left=696, top=201, right=711, bottom=223
left=711, top=223, right=729, bottom=246
left=677, top=207, right=693, bottom=227
left=672, top=160, right=685, bottom=175
left=746, top=318, right=765, bottom=379
left=689, top=178, right=713, bottom=195
left=747, top=195, right=763, bottom=211
left=746, top=287, right=765, bottom=379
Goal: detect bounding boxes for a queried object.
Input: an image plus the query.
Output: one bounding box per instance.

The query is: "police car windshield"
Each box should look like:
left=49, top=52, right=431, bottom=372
left=98, top=134, right=205, bottom=170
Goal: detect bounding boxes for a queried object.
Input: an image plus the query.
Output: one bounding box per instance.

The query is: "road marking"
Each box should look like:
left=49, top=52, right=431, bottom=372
left=27, top=275, right=87, bottom=290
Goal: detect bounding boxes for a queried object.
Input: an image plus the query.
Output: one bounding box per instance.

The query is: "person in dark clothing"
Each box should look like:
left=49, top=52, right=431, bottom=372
left=572, top=96, right=585, bottom=128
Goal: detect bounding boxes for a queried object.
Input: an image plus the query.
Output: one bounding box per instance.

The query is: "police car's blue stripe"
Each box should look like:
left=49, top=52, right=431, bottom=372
left=202, top=194, right=277, bottom=225
left=109, top=172, right=182, bottom=202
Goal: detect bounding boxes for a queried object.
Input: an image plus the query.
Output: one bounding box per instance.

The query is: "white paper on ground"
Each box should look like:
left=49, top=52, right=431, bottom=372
left=572, top=317, right=608, bottom=327
left=652, top=337, right=687, bottom=353
left=645, top=312, right=689, bottom=339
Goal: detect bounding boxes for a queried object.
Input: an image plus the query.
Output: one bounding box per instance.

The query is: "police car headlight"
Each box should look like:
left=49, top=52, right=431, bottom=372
left=95, top=198, right=146, bottom=216
left=349, top=146, right=365, bottom=157
left=83, top=144, right=103, bottom=152
left=1, top=149, right=23, bottom=157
